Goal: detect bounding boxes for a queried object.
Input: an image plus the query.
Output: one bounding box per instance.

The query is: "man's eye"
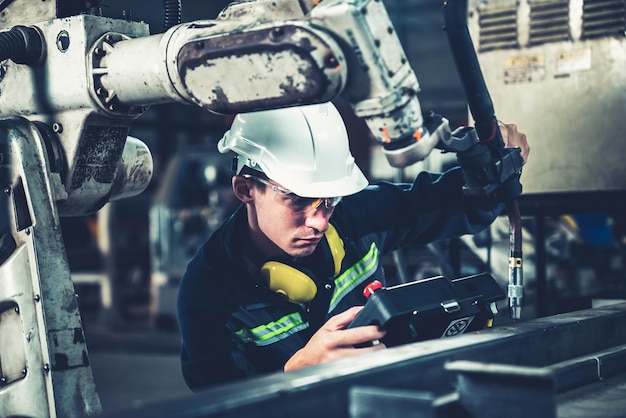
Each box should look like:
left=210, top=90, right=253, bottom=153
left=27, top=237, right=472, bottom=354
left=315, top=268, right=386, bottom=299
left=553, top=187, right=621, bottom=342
left=287, top=196, right=311, bottom=209
left=289, top=196, right=323, bottom=212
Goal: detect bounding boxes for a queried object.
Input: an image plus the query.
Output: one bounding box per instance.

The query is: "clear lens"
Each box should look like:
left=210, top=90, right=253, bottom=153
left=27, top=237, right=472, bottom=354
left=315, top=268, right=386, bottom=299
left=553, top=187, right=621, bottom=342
left=246, top=176, right=341, bottom=213
left=282, top=195, right=342, bottom=212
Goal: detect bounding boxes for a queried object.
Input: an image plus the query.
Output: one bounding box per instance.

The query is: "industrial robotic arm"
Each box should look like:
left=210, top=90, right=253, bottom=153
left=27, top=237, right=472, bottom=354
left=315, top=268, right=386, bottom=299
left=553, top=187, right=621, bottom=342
left=1, top=0, right=447, bottom=219
left=88, top=0, right=449, bottom=168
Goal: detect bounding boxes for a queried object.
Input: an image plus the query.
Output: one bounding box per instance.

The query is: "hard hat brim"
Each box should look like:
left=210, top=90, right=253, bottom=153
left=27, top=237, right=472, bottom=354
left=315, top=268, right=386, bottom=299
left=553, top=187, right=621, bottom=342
left=271, top=166, right=369, bottom=198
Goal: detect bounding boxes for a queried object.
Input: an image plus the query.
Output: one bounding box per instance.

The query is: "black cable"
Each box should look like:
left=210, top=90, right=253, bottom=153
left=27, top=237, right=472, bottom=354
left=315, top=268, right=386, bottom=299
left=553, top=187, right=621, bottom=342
left=442, top=0, right=524, bottom=319
left=0, top=25, right=44, bottom=66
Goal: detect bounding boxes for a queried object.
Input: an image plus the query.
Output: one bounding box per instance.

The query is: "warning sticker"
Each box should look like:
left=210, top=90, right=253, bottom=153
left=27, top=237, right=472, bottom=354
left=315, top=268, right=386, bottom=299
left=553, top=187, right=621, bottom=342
left=556, top=48, right=591, bottom=74
left=441, top=316, right=475, bottom=338
left=504, top=55, right=545, bottom=84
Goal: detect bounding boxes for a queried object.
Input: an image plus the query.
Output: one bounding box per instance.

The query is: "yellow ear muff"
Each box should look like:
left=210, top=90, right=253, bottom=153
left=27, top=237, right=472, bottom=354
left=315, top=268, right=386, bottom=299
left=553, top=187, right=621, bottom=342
left=260, top=224, right=345, bottom=304
left=261, top=261, right=318, bottom=304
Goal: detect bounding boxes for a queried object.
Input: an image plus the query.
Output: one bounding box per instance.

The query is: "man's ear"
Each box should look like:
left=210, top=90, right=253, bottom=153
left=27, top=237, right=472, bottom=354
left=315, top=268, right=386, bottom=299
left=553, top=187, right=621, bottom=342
left=232, top=176, right=254, bottom=203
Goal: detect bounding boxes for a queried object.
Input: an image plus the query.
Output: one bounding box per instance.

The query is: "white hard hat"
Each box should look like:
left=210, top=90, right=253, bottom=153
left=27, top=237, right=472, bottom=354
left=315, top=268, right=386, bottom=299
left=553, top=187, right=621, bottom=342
left=218, top=102, right=368, bottom=198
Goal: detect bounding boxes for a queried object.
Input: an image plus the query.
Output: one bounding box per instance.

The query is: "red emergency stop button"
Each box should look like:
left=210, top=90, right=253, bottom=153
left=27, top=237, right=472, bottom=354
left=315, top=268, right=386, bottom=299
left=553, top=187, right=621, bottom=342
left=363, top=280, right=383, bottom=298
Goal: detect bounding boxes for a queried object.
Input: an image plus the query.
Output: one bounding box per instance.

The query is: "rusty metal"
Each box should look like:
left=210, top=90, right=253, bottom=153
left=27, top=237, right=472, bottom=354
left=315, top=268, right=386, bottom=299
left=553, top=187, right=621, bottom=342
left=175, top=22, right=345, bottom=114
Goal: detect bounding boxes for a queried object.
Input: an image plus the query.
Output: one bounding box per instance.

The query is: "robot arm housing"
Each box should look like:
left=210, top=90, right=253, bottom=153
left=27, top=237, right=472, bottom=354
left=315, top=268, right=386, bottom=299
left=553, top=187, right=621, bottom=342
left=0, top=0, right=441, bottom=217
left=95, top=0, right=446, bottom=168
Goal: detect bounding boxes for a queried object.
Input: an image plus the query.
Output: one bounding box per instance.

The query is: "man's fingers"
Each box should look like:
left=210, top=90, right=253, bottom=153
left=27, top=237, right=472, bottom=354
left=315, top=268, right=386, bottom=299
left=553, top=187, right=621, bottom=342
left=498, top=121, right=530, bottom=164
left=325, top=306, right=364, bottom=330
left=332, top=325, right=386, bottom=347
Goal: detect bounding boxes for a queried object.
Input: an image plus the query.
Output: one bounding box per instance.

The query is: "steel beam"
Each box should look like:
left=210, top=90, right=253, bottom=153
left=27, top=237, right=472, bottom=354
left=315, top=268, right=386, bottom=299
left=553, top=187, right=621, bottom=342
left=98, top=301, right=626, bottom=418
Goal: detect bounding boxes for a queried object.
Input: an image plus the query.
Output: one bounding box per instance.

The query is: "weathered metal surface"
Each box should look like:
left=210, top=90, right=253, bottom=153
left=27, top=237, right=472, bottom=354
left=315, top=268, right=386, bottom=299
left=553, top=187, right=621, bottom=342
left=98, top=302, right=626, bottom=417
left=0, top=119, right=102, bottom=417
left=173, top=21, right=346, bottom=113
left=469, top=0, right=626, bottom=195
left=311, top=0, right=428, bottom=167
left=0, top=15, right=150, bottom=216
left=108, top=136, right=153, bottom=202
left=0, top=302, right=27, bottom=386
left=0, top=0, right=56, bottom=28
left=0, top=245, right=54, bottom=417
left=216, top=0, right=314, bottom=22
left=0, top=15, right=149, bottom=118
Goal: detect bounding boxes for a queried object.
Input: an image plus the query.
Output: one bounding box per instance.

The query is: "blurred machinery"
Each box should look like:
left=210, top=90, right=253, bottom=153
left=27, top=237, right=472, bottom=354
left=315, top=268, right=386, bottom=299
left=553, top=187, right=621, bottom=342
left=149, top=149, right=237, bottom=329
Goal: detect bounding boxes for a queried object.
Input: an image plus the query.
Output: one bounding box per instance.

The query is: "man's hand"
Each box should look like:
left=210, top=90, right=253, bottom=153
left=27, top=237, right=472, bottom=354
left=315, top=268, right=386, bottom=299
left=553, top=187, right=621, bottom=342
left=284, top=306, right=386, bottom=372
left=499, top=122, right=530, bottom=164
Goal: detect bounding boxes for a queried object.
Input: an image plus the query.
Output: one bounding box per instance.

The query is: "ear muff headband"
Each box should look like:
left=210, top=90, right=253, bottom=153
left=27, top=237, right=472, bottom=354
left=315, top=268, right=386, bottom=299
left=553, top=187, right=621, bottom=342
left=260, top=224, right=345, bottom=304
left=324, top=224, right=345, bottom=276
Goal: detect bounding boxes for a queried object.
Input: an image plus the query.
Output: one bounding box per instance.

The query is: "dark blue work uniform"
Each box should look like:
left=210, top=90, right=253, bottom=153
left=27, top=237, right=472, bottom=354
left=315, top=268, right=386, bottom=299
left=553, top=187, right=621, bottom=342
left=177, top=167, right=504, bottom=390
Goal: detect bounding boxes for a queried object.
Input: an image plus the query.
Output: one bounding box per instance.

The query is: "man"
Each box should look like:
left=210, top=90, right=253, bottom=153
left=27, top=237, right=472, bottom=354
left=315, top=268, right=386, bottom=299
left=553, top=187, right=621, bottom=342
left=177, top=102, right=530, bottom=390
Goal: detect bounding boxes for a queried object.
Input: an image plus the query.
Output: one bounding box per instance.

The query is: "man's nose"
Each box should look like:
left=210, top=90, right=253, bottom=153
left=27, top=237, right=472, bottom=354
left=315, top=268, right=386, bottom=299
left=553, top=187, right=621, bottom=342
left=304, top=207, right=331, bottom=232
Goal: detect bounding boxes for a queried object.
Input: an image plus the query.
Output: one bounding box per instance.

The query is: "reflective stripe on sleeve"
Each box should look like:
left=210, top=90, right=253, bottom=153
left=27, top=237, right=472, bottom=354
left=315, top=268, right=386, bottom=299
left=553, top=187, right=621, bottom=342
left=328, top=242, right=379, bottom=313
left=236, top=312, right=309, bottom=347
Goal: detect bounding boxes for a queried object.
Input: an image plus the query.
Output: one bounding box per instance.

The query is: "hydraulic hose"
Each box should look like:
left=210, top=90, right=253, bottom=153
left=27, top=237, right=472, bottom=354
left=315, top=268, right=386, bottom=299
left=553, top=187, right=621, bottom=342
left=443, top=0, right=524, bottom=320
left=0, top=25, right=44, bottom=65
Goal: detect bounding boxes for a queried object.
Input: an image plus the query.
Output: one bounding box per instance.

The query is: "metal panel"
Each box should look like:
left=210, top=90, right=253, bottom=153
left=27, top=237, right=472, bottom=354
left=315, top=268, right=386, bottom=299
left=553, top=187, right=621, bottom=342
left=0, top=302, right=27, bottom=386
left=0, top=0, right=56, bottom=28
left=469, top=0, right=626, bottom=196
left=0, top=119, right=102, bottom=417
left=0, top=246, right=54, bottom=417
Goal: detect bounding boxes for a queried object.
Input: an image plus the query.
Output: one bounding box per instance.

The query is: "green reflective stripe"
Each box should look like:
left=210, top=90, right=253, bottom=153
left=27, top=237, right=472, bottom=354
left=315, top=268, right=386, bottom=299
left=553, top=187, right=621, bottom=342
left=328, top=242, right=379, bottom=313
left=236, top=312, right=309, bottom=347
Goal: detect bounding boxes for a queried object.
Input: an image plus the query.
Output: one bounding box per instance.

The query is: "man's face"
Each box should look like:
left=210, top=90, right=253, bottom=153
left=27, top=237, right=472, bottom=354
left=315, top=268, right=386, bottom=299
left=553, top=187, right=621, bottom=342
left=245, top=177, right=337, bottom=259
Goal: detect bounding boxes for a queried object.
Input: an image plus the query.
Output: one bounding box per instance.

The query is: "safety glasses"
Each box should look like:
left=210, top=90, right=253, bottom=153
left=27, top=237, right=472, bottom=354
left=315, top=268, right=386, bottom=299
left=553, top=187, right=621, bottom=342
left=245, top=176, right=342, bottom=213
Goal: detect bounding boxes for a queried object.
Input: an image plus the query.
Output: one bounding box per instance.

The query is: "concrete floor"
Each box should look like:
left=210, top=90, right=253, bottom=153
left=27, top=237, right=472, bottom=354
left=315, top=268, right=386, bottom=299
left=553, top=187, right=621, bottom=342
left=90, top=351, right=191, bottom=415
left=84, top=325, right=192, bottom=415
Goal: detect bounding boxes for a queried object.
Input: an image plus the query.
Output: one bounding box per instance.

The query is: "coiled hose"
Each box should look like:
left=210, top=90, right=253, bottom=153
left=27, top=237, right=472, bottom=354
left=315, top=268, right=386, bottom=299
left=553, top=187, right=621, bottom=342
left=163, top=0, right=182, bottom=32
left=0, top=25, right=43, bottom=65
